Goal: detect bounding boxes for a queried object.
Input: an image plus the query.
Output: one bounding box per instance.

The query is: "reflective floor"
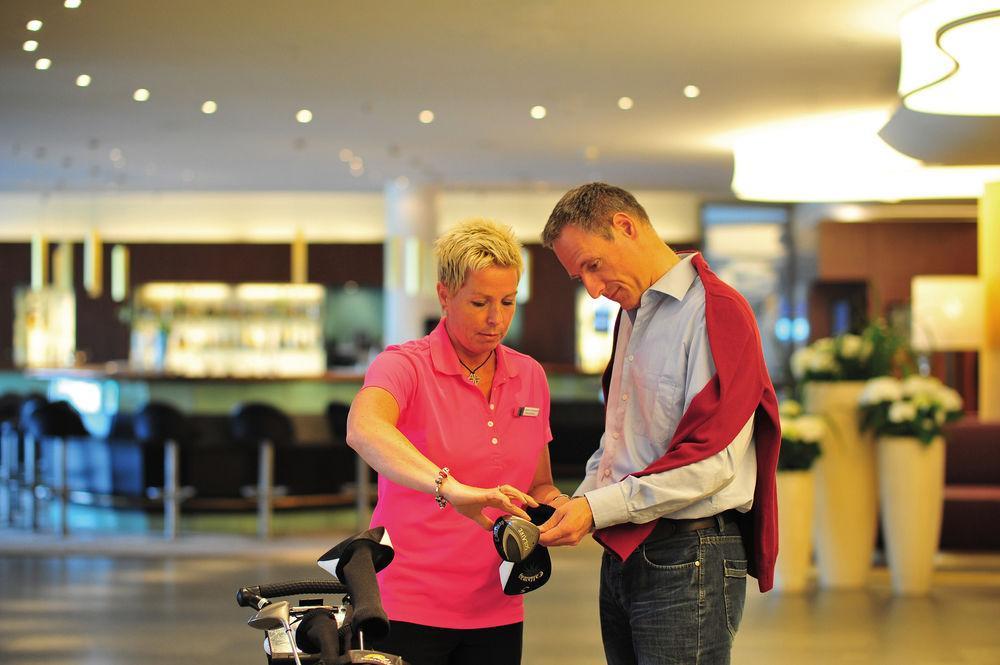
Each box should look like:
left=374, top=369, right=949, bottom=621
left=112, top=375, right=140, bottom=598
left=1, top=529, right=999, bottom=665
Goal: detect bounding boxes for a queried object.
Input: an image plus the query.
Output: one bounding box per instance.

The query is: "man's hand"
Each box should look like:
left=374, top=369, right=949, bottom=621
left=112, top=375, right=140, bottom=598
left=538, top=497, right=594, bottom=547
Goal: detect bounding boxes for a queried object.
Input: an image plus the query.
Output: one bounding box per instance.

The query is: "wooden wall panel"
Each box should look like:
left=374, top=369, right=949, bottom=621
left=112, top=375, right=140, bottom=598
left=818, top=221, right=978, bottom=313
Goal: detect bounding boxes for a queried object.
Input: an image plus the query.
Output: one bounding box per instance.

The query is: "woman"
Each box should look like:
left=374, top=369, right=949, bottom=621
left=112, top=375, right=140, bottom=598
left=347, top=219, right=567, bottom=665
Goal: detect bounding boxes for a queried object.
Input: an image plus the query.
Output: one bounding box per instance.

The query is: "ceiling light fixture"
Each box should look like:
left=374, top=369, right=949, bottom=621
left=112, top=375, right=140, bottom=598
left=76, top=74, right=91, bottom=87
left=133, top=88, right=150, bottom=102
left=35, top=58, right=51, bottom=70
left=898, top=0, right=1000, bottom=116
left=23, top=40, right=39, bottom=52
left=726, top=107, right=1000, bottom=202
left=418, top=109, right=435, bottom=124
left=617, top=96, right=634, bottom=110
left=296, top=109, right=312, bottom=123
left=27, top=20, right=43, bottom=31
left=339, top=148, right=353, bottom=162
left=683, top=85, right=701, bottom=99
left=201, top=100, right=217, bottom=114
left=530, top=105, right=547, bottom=119
left=64, top=0, right=82, bottom=8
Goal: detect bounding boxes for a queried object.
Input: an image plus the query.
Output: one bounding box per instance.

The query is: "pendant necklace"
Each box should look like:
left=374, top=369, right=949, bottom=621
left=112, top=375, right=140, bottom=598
left=458, top=349, right=493, bottom=385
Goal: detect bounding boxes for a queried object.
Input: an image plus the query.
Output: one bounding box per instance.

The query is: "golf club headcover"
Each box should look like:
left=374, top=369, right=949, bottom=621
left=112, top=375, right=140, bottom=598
left=317, top=527, right=394, bottom=643
left=497, top=501, right=558, bottom=595
left=295, top=608, right=341, bottom=663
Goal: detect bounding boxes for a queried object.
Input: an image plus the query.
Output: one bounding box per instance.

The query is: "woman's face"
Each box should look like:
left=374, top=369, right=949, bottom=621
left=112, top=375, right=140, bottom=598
left=437, top=264, right=519, bottom=361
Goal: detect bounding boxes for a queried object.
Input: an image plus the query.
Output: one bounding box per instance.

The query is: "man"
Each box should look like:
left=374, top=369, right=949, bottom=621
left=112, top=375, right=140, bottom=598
left=537, top=183, right=780, bottom=665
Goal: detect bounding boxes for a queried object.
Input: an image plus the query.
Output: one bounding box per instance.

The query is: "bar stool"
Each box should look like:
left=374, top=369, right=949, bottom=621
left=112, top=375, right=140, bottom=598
left=134, top=401, right=196, bottom=540
left=326, top=401, right=370, bottom=529
left=22, top=400, right=89, bottom=536
left=0, top=393, right=24, bottom=525
left=230, top=402, right=295, bottom=539
left=15, top=395, right=48, bottom=530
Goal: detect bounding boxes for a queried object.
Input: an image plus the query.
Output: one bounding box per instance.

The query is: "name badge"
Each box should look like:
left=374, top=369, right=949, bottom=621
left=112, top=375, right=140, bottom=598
left=516, top=406, right=540, bottom=417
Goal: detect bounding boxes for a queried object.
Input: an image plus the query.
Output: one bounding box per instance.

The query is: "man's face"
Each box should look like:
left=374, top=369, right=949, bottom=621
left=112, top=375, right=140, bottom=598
left=552, top=221, right=645, bottom=310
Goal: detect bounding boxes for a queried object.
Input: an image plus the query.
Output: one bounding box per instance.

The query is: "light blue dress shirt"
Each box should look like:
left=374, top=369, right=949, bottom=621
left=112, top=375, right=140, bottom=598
left=577, top=254, right=757, bottom=530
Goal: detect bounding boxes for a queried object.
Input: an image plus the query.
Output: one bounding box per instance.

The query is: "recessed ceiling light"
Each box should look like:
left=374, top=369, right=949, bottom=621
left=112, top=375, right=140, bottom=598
left=339, top=148, right=353, bottom=162
left=418, top=109, right=435, bottom=124
left=530, top=105, right=547, bottom=119
left=350, top=166, right=364, bottom=177
left=296, top=109, right=313, bottom=123
left=76, top=74, right=91, bottom=87
left=23, top=40, right=39, bottom=52
left=35, top=58, right=51, bottom=70
left=133, top=88, right=150, bottom=102
left=26, top=20, right=43, bottom=31
left=350, top=157, right=364, bottom=170
left=683, top=85, right=701, bottom=99
left=64, top=0, right=82, bottom=8
left=617, top=96, right=634, bottom=110
left=109, top=148, right=123, bottom=162
left=201, top=100, right=217, bottom=114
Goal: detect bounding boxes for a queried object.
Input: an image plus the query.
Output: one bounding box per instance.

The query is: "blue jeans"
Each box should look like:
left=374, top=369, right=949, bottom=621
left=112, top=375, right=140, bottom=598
left=599, top=516, right=748, bottom=665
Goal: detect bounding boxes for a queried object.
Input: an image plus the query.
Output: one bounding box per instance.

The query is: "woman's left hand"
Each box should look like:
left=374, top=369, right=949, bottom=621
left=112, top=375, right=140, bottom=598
left=443, top=480, right=538, bottom=530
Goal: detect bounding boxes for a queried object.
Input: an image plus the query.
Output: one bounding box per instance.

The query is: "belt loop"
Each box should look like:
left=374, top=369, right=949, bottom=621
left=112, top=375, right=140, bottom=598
left=715, top=512, right=725, bottom=533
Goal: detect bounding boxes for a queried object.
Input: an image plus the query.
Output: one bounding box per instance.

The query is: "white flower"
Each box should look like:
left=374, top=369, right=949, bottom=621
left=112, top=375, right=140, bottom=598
left=902, top=375, right=938, bottom=399
left=790, top=348, right=809, bottom=379
left=840, top=334, right=863, bottom=358
left=888, top=401, right=917, bottom=423
left=937, top=386, right=963, bottom=414
left=781, top=418, right=801, bottom=441
left=796, top=415, right=826, bottom=443
left=859, top=376, right=902, bottom=405
left=779, top=400, right=803, bottom=417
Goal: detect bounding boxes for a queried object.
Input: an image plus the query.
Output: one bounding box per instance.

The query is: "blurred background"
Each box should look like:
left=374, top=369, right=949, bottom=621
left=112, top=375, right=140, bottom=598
left=1, top=1, right=998, bottom=663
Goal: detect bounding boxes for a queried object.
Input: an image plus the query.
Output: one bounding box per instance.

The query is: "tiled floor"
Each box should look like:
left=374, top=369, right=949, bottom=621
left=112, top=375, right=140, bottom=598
left=1, top=528, right=999, bottom=664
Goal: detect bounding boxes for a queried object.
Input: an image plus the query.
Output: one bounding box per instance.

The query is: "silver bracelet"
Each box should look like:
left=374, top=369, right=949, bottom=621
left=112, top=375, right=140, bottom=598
left=434, top=467, right=451, bottom=509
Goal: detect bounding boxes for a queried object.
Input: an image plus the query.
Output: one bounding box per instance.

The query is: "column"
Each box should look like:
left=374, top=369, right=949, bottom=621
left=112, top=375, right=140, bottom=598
left=980, top=182, right=1000, bottom=419
left=383, top=182, right=440, bottom=347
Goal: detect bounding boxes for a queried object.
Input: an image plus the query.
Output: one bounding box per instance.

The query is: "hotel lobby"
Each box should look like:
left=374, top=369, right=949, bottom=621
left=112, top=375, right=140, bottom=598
left=1, top=1, right=999, bottom=664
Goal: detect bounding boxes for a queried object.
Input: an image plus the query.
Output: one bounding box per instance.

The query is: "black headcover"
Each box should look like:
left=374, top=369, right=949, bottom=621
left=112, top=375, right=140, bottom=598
left=317, top=527, right=394, bottom=642
left=498, top=503, right=557, bottom=595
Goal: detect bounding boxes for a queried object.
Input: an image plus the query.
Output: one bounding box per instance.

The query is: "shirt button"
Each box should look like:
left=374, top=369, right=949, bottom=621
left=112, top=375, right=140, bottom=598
left=612, top=432, right=619, bottom=440
left=487, top=420, right=494, bottom=427
left=491, top=437, right=498, bottom=445
left=626, top=354, right=634, bottom=362
left=489, top=404, right=495, bottom=410
left=621, top=394, right=628, bottom=401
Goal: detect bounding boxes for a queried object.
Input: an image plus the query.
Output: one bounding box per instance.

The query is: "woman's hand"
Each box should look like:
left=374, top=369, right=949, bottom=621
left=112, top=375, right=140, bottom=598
left=442, top=479, right=538, bottom=530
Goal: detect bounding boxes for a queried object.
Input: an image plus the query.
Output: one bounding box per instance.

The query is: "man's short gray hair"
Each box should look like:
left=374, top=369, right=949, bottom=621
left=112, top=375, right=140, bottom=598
left=541, top=182, right=650, bottom=248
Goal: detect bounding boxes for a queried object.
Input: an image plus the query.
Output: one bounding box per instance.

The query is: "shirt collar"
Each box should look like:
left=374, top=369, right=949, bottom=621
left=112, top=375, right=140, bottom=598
left=646, top=252, right=698, bottom=302
left=428, top=318, right=517, bottom=381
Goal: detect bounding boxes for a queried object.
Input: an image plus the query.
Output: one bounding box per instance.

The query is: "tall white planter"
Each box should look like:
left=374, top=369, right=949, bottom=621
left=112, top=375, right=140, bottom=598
left=878, top=435, right=945, bottom=596
left=774, top=469, right=816, bottom=593
left=804, top=381, right=877, bottom=589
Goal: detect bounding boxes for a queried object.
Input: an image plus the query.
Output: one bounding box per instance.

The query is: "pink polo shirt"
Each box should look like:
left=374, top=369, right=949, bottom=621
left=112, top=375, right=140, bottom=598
left=362, top=319, right=552, bottom=629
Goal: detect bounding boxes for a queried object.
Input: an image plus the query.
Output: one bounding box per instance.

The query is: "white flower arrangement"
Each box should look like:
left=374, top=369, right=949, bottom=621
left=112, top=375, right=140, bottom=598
left=778, top=399, right=825, bottom=470
left=858, top=375, right=963, bottom=444
left=791, top=320, right=906, bottom=383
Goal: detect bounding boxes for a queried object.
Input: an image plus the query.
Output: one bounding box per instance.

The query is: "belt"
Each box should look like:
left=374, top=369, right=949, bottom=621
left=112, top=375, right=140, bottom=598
left=646, top=510, right=737, bottom=542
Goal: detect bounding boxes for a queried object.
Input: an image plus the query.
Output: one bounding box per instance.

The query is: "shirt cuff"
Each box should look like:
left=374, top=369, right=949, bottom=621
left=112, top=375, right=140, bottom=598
left=584, top=483, right=631, bottom=530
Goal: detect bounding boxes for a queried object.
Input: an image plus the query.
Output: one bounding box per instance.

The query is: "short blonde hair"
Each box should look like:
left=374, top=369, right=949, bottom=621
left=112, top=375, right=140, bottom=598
left=435, top=218, right=523, bottom=293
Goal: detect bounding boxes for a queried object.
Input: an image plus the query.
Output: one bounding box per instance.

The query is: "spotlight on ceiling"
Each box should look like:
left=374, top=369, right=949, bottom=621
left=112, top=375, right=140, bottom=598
left=35, top=58, right=51, bottom=70
left=683, top=85, right=701, bottom=99
left=530, top=105, right=547, bottom=119
left=76, top=74, right=91, bottom=87
left=64, top=0, right=82, bottom=8
left=27, top=19, right=43, bottom=31
left=899, top=0, right=1000, bottom=116
left=296, top=109, right=313, bottom=123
